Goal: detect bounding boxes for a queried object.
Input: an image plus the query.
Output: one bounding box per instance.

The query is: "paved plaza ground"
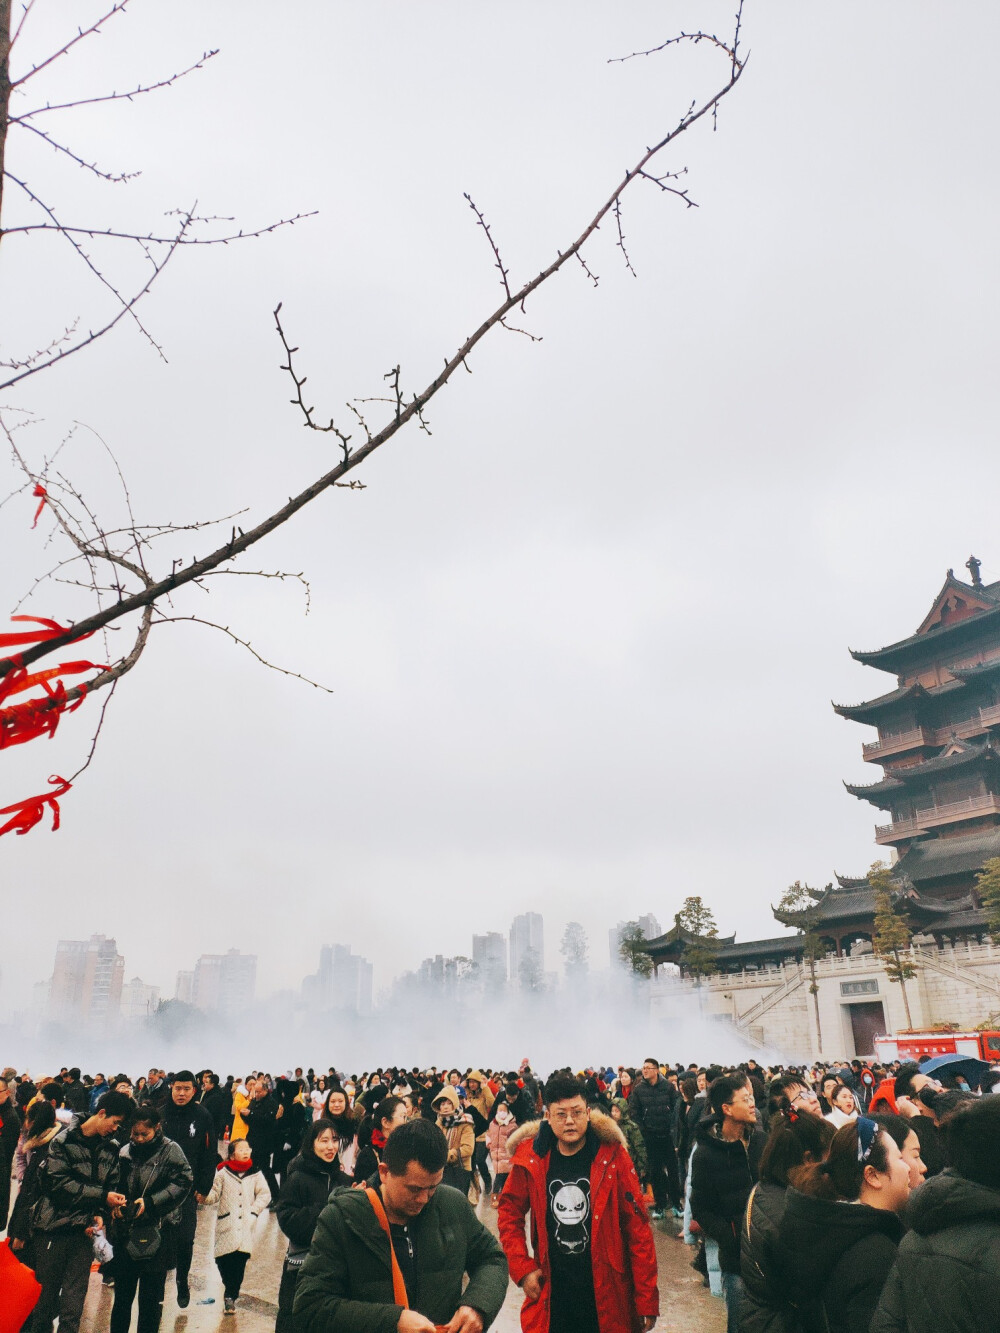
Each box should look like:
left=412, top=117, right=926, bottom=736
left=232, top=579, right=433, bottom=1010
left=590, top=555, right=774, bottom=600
left=76, top=1197, right=726, bottom=1333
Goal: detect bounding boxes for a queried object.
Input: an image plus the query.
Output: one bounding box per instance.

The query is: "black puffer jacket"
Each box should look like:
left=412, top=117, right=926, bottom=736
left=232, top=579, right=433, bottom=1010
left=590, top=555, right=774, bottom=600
left=275, top=1151, right=351, bottom=1260
left=630, top=1074, right=677, bottom=1138
left=62, top=1080, right=89, bottom=1115
left=33, top=1116, right=121, bottom=1232
left=689, top=1116, right=765, bottom=1273
left=118, top=1134, right=193, bottom=1226
left=162, top=1100, right=218, bottom=1196
left=740, top=1180, right=790, bottom=1333
left=7, top=1126, right=59, bottom=1243
left=201, top=1086, right=231, bottom=1140
left=775, top=1187, right=902, bottom=1333
left=871, top=1169, right=1000, bottom=1333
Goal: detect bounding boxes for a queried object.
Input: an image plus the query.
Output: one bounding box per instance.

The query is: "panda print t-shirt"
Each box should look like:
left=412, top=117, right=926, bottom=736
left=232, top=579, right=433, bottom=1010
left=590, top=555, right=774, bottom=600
left=546, top=1136, right=599, bottom=1333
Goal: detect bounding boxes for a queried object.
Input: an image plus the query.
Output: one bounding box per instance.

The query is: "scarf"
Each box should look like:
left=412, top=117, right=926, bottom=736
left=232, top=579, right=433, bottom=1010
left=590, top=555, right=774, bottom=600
left=219, top=1157, right=254, bottom=1173
left=371, top=1127, right=387, bottom=1151
left=129, top=1134, right=163, bottom=1164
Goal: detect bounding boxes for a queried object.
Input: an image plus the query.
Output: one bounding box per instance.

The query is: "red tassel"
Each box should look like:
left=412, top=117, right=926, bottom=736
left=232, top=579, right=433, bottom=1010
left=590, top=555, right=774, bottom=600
left=0, top=775, right=71, bottom=838
left=31, top=482, right=47, bottom=529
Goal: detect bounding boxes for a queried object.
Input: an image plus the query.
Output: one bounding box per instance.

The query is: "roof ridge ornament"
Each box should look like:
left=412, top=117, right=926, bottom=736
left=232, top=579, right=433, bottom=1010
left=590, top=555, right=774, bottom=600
left=966, top=554, right=983, bottom=588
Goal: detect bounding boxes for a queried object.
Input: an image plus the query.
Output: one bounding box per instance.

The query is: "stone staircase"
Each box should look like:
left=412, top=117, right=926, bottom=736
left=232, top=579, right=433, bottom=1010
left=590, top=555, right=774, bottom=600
left=735, top=965, right=805, bottom=1035
left=916, top=949, right=1000, bottom=1001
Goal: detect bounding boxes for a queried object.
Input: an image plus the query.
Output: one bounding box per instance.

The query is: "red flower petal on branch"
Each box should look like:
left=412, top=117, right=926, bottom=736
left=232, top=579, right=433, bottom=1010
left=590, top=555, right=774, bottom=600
left=31, top=483, right=47, bottom=528
left=0, top=775, right=71, bottom=837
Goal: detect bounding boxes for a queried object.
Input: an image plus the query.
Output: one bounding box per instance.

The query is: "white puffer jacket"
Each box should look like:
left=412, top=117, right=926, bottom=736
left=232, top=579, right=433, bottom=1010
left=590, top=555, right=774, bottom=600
left=205, top=1164, right=271, bottom=1256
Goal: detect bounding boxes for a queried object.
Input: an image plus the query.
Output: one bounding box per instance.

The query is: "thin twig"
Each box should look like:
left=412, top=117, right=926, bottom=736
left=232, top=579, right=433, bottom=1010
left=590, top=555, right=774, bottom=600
left=463, top=193, right=511, bottom=300
left=12, top=48, right=219, bottom=117
left=12, top=3, right=128, bottom=87
left=153, top=614, right=333, bottom=691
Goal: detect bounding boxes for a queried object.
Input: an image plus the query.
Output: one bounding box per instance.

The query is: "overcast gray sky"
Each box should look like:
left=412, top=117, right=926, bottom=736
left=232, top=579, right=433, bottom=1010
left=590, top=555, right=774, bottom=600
left=3, top=1, right=999, bottom=1019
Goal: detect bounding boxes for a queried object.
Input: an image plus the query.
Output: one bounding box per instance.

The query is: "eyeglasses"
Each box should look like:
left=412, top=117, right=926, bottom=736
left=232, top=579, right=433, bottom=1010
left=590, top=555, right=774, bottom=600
left=549, top=1109, right=587, bottom=1124
left=790, top=1089, right=819, bottom=1107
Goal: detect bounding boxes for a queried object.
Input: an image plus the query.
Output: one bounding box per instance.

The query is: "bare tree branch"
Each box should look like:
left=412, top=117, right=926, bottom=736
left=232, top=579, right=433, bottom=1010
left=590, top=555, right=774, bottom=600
left=0, top=192, right=191, bottom=386
left=0, top=212, right=316, bottom=243
left=2, top=11, right=746, bottom=684
left=152, top=613, right=332, bottom=692
left=464, top=193, right=511, bottom=300
left=15, top=118, right=140, bottom=182
left=11, top=47, right=219, bottom=118
left=11, top=1, right=127, bottom=88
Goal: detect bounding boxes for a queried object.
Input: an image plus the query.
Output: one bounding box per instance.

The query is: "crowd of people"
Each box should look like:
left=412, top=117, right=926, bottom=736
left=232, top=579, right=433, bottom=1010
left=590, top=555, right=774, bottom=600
left=1, top=1051, right=998, bottom=1333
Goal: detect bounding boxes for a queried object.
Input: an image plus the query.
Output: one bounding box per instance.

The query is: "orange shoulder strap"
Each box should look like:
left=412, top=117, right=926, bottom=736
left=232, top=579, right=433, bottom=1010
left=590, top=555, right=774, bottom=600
left=364, top=1186, right=409, bottom=1309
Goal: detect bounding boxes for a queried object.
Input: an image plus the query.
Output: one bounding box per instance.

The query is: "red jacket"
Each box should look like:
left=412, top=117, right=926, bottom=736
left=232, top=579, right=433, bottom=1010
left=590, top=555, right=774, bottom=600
left=497, top=1113, right=659, bottom=1333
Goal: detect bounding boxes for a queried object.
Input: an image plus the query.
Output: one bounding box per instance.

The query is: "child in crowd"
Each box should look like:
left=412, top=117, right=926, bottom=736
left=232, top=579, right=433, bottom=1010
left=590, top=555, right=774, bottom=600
left=205, top=1138, right=271, bottom=1313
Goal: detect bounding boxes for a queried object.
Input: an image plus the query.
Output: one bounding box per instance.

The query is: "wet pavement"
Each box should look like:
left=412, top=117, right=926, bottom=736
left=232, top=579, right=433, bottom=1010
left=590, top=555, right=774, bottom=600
left=78, top=1198, right=725, bottom=1333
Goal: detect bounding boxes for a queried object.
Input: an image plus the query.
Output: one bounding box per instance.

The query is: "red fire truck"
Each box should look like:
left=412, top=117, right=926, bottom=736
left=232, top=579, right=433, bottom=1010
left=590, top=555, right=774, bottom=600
left=874, top=1029, right=1000, bottom=1063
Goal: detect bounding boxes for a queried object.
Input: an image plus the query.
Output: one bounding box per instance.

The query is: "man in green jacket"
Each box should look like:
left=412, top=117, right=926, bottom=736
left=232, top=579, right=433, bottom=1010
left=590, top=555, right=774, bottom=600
left=294, top=1116, right=508, bottom=1333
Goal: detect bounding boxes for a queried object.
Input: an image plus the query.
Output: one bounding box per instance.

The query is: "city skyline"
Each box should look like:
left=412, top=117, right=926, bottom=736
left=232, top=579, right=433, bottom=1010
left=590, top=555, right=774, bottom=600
left=16, top=906, right=670, bottom=1026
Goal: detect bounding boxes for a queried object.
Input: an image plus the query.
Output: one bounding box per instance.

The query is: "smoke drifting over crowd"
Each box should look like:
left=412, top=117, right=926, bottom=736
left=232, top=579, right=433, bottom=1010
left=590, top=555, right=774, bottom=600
left=2, top=975, right=769, bottom=1078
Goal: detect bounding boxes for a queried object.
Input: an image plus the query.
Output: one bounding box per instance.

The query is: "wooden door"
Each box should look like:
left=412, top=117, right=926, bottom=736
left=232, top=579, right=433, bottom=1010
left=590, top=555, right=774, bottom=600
left=849, top=1001, right=886, bottom=1058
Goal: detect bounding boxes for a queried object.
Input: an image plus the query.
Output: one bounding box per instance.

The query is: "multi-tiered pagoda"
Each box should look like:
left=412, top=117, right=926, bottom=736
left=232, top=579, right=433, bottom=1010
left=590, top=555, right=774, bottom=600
left=832, top=558, right=1000, bottom=931
left=645, top=560, right=995, bottom=976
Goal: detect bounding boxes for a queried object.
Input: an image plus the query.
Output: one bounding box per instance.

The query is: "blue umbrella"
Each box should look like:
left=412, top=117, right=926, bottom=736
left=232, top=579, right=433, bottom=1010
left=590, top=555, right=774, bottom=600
left=919, top=1052, right=992, bottom=1090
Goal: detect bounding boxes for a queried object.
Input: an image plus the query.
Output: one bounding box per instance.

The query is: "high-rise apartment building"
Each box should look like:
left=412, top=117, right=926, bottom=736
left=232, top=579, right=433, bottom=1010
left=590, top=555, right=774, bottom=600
left=302, top=944, right=373, bottom=1016
left=174, top=970, right=195, bottom=1005
left=121, top=976, right=160, bottom=1022
left=472, top=932, right=507, bottom=986
left=191, top=949, right=257, bottom=1018
left=47, top=934, right=125, bottom=1026
left=509, top=912, right=544, bottom=987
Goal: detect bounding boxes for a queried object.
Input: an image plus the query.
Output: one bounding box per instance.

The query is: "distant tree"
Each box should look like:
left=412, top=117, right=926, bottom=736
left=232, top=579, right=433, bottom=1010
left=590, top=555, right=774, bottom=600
left=560, top=922, right=589, bottom=982
left=518, top=946, right=545, bottom=994
left=777, top=880, right=827, bottom=1051
left=675, top=896, right=720, bottom=981
left=870, top=862, right=915, bottom=1028
left=147, top=998, right=203, bottom=1040
left=451, top=955, right=480, bottom=998
left=975, top=856, right=1000, bottom=943
left=617, top=922, right=654, bottom=979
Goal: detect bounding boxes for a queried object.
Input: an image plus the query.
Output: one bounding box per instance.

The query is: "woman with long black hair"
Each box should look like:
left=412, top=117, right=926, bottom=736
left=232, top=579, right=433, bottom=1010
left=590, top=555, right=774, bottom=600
left=274, top=1118, right=350, bottom=1333
left=322, top=1086, right=359, bottom=1179
left=741, top=1108, right=835, bottom=1333
left=773, top=1117, right=912, bottom=1333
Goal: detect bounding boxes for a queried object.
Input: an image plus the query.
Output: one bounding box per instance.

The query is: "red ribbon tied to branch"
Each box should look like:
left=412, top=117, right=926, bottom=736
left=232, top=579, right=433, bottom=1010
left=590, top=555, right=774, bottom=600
left=0, top=615, right=94, bottom=664
left=0, top=775, right=71, bottom=836
left=0, top=619, right=105, bottom=749
left=31, top=483, right=48, bottom=529
left=0, top=618, right=105, bottom=835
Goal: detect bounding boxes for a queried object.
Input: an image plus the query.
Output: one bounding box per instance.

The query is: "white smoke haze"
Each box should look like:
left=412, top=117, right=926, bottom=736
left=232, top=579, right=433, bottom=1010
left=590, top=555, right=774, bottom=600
left=1, top=977, right=776, bottom=1081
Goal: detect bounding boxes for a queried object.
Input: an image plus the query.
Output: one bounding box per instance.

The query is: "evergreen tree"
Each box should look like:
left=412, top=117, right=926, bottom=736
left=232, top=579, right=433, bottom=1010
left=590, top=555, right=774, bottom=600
left=675, top=896, right=720, bottom=981
left=560, top=922, right=590, bottom=981
left=518, top=946, right=545, bottom=993
left=777, top=880, right=827, bottom=1051
left=617, top=922, right=654, bottom=979
left=975, top=856, right=1000, bottom=944
left=870, top=861, right=915, bottom=1028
